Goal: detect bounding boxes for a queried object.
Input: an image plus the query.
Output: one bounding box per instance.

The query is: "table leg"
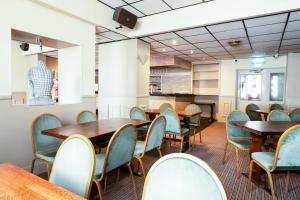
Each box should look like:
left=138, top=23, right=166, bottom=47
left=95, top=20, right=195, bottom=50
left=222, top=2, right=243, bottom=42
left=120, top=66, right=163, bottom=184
left=147, top=113, right=156, bottom=121
left=249, top=133, right=264, bottom=185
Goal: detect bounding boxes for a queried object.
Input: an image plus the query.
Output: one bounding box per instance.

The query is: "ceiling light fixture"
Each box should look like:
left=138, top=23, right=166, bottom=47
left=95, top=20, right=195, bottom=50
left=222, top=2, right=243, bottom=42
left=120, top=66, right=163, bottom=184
left=190, top=50, right=194, bottom=54
left=172, top=40, right=177, bottom=45
left=228, top=40, right=241, bottom=47
left=162, top=48, right=166, bottom=52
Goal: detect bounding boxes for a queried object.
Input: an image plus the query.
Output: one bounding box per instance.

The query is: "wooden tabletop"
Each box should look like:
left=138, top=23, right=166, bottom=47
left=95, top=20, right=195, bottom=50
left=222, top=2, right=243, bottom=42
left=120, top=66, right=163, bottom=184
left=230, top=121, right=300, bottom=136
left=255, top=109, right=269, bottom=114
left=0, top=163, right=83, bottom=200
left=42, top=118, right=151, bottom=143
left=144, top=109, right=202, bottom=117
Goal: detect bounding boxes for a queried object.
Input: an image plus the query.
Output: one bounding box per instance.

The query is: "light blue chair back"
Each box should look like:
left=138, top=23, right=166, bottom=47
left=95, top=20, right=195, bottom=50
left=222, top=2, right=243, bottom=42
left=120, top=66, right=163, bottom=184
left=185, top=104, right=201, bottom=125
left=289, top=108, right=300, bottom=121
left=49, top=134, right=95, bottom=198
left=130, top=106, right=146, bottom=120
left=31, top=113, right=62, bottom=154
left=273, top=125, right=300, bottom=169
left=270, top=103, right=284, bottom=111
left=267, top=110, right=291, bottom=122
left=145, top=116, right=166, bottom=152
left=226, top=111, right=250, bottom=138
left=159, top=103, right=173, bottom=111
left=77, top=110, right=97, bottom=124
left=103, top=124, right=137, bottom=173
left=161, top=109, right=181, bottom=135
left=142, top=153, right=227, bottom=200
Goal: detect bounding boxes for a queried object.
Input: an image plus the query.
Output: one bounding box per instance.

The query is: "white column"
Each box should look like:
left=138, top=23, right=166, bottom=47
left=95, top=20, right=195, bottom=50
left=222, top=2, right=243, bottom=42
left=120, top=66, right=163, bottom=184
left=286, top=53, right=300, bottom=109
left=0, top=26, right=11, bottom=96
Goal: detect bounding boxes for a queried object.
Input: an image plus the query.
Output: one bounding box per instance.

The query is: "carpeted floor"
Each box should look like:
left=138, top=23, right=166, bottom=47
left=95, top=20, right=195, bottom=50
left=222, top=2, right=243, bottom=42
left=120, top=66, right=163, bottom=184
left=90, top=122, right=300, bottom=200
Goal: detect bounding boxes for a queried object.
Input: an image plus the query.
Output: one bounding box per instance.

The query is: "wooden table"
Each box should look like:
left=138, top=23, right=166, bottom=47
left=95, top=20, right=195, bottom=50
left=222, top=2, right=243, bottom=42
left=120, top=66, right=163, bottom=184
left=0, top=163, right=83, bottom=200
left=42, top=118, right=151, bottom=144
left=255, top=110, right=269, bottom=121
left=230, top=121, right=300, bottom=186
left=193, top=102, right=215, bottom=122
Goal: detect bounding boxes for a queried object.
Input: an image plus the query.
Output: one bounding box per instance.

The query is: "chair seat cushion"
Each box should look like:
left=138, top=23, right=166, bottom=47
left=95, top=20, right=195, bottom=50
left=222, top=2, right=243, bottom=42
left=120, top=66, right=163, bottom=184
left=36, top=152, right=56, bottom=163
left=229, top=139, right=251, bottom=150
left=134, top=141, right=145, bottom=156
left=168, top=128, right=190, bottom=136
left=94, top=153, right=105, bottom=178
left=137, top=125, right=148, bottom=131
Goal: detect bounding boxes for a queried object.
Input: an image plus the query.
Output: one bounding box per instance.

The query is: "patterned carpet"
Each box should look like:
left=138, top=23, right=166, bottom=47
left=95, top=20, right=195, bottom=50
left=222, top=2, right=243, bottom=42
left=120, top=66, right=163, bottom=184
left=90, top=122, right=300, bottom=200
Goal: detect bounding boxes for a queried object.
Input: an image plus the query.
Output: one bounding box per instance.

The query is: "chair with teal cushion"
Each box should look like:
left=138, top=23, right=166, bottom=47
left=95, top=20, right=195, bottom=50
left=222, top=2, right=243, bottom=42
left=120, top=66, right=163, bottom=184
left=270, top=103, right=284, bottom=111
left=93, top=124, right=138, bottom=200
left=142, top=153, right=227, bottom=200
left=161, top=109, right=190, bottom=152
left=185, top=104, right=202, bottom=147
left=245, top=103, right=262, bottom=121
left=267, top=110, right=291, bottom=121
left=289, top=108, right=300, bottom=121
left=222, top=111, right=251, bottom=176
left=133, top=115, right=166, bottom=178
left=248, top=125, right=300, bottom=200
left=76, top=110, right=97, bottom=124
left=159, top=103, right=173, bottom=111
left=49, top=134, right=95, bottom=198
left=130, top=106, right=148, bottom=132
left=30, top=113, right=62, bottom=178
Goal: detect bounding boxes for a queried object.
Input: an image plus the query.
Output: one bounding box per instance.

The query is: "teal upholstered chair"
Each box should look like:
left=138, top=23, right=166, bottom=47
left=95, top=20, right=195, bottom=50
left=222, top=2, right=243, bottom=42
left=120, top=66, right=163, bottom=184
left=142, top=153, right=227, bottom=200
left=245, top=103, right=262, bottom=121
left=133, top=115, right=166, bottom=178
left=49, top=134, right=95, bottom=198
left=130, top=106, right=148, bottom=132
left=270, top=103, right=284, bottom=111
left=267, top=110, right=291, bottom=122
left=76, top=110, right=97, bottom=124
left=30, top=113, right=62, bottom=178
left=248, top=125, right=300, bottom=200
left=93, top=124, right=138, bottom=200
left=161, top=109, right=190, bottom=152
left=223, top=111, right=251, bottom=176
left=289, top=108, right=300, bottom=121
left=185, top=104, right=202, bottom=147
left=159, top=103, right=173, bottom=111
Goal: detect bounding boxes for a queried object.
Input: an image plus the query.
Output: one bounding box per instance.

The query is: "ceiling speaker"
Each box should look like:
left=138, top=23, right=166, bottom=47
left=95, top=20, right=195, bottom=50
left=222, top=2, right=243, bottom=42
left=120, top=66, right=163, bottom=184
left=113, top=7, right=137, bottom=29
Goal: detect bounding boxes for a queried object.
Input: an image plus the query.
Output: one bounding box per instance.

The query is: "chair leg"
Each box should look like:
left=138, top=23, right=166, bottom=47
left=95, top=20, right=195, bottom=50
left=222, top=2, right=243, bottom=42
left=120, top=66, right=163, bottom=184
left=199, top=131, right=202, bottom=143
left=127, top=163, right=138, bottom=200
left=94, top=180, right=104, bottom=200
left=157, top=147, right=163, bottom=158
left=45, top=162, right=51, bottom=180
left=247, top=160, right=254, bottom=192
left=222, top=142, right=229, bottom=164
left=235, top=147, right=241, bottom=177
left=104, top=175, right=107, bottom=192
left=180, top=137, right=184, bottom=152
left=116, top=168, right=120, bottom=183
left=266, top=171, right=276, bottom=200
left=30, top=158, right=36, bottom=173
left=285, top=171, right=290, bottom=193
left=135, top=157, right=146, bottom=179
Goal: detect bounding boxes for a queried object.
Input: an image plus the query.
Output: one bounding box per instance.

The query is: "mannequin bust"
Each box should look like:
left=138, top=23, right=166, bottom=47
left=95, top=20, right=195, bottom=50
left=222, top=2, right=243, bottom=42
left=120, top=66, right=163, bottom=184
left=28, top=60, right=54, bottom=105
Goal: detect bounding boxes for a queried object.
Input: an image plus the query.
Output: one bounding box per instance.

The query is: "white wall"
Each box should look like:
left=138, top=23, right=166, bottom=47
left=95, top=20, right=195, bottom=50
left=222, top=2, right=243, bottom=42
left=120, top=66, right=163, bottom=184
left=286, top=53, right=300, bottom=109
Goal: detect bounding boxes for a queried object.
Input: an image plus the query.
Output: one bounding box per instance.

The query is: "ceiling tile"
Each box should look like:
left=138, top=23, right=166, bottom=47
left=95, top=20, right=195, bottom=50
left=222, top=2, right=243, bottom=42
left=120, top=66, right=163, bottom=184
left=252, top=40, right=280, bottom=48
left=122, top=5, right=145, bottom=17
left=131, top=0, right=171, bottom=15
left=172, top=44, right=197, bottom=51
left=164, top=0, right=204, bottom=9
left=96, top=26, right=109, bottom=33
left=286, top=20, right=300, bottom=32
left=202, top=47, right=227, bottom=53
left=289, top=11, right=300, bottom=21
left=140, top=37, right=154, bottom=43
left=195, top=41, right=221, bottom=49
left=189, top=53, right=209, bottom=58
left=230, top=49, right=252, bottom=54
left=150, top=32, right=178, bottom=41
left=250, top=33, right=282, bottom=43
left=280, top=44, right=300, bottom=51
left=253, top=46, right=278, bottom=53
left=213, top=29, right=246, bottom=40
left=207, top=21, right=244, bottom=33
left=280, top=49, right=300, bottom=54
left=162, top=51, right=182, bottom=56
left=283, top=31, right=300, bottom=39
left=220, top=38, right=249, bottom=47
left=233, top=53, right=251, bottom=59
left=207, top=52, right=230, bottom=56
left=175, top=27, right=208, bottom=37
left=247, top=23, right=285, bottom=36
left=100, top=31, right=127, bottom=40
left=180, top=49, right=203, bottom=54
left=160, top=38, right=189, bottom=46
left=152, top=47, right=174, bottom=52
left=185, top=34, right=215, bottom=43
left=213, top=55, right=233, bottom=59
left=281, top=39, right=300, bottom=46
left=224, top=43, right=251, bottom=51
left=245, top=13, right=288, bottom=27
left=150, top=41, right=165, bottom=48
left=99, top=0, right=126, bottom=8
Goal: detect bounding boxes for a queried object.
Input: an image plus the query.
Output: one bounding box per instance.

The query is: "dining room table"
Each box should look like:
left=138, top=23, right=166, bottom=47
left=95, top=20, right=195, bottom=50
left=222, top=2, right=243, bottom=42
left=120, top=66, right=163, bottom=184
left=230, top=121, right=300, bottom=188
left=0, top=163, right=83, bottom=200
left=254, top=109, right=270, bottom=121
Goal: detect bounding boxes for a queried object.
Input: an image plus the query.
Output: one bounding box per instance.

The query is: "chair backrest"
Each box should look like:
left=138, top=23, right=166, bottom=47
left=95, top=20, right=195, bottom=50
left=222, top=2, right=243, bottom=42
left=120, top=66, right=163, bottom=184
left=31, top=113, right=62, bottom=154
left=267, top=110, right=291, bottom=121
left=289, top=108, right=300, bottom=121
left=143, top=116, right=166, bottom=153
left=101, top=124, right=137, bottom=176
left=245, top=103, right=262, bottom=121
left=142, top=153, right=227, bottom=200
left=130, top=106, right=146, bottom=120
left=270, top=103, right=284, bottom=111
left=226, top=111, right=250, bottom=138
left=49, top=134, right=95, bottom=198
left=161, top=109, right=181, bottom=134
left=159, top=103, right=173, bottom=111
left=76, top=110, right=97, bottom=124
left=271, top=125, right=300, bottom=171
left=185, top=104, right=201, bottom=125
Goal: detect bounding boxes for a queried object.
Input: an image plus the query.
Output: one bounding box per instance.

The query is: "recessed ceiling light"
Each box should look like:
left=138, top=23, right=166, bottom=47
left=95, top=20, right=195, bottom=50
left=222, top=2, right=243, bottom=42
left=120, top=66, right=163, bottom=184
left=172, top=40, right=177, bottom=45
left=162, top=48, right=166, bottom=52
left=228, top=40, right=241, bottom=47
left=190, top=50, right=194, bottom=54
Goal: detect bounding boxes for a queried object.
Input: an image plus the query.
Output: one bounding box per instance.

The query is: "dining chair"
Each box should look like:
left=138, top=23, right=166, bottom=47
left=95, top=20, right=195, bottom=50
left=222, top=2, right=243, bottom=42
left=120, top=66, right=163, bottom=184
left=289, top=108, right=300, bottom=121
left=270, top=103, right=284, bottom=111
left=245, top=103, right=262, bottom=121
left=76, top=110, right=97, bottom=124
left=130, top=106, right=148, bottom=132
left=223, top=111, right=251, bottom=176
left=248, top=125, right=300, bottom=200
left=267, top=110, right=291, bottom=121
left=49, top=134, right=95, bottom=199
left=93, top=124, right=138, bottom=200
left=161, top=108, right=190, bottom=152
left=159, top=102, right=173, bottom=111
left=185, top=104, right=202, bottom=147
left=133, top=115, right=166, bottom=179
left=142, top=153, right=227, bottom=200
left=30, top=113, right=62, bottom=178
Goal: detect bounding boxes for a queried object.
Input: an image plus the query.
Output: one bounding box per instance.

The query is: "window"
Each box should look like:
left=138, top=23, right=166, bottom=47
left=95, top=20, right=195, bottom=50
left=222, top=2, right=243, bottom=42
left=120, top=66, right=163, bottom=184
left=270, top=73, right=284, bottom=101
left=240, top=74, right=262, bottom=101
